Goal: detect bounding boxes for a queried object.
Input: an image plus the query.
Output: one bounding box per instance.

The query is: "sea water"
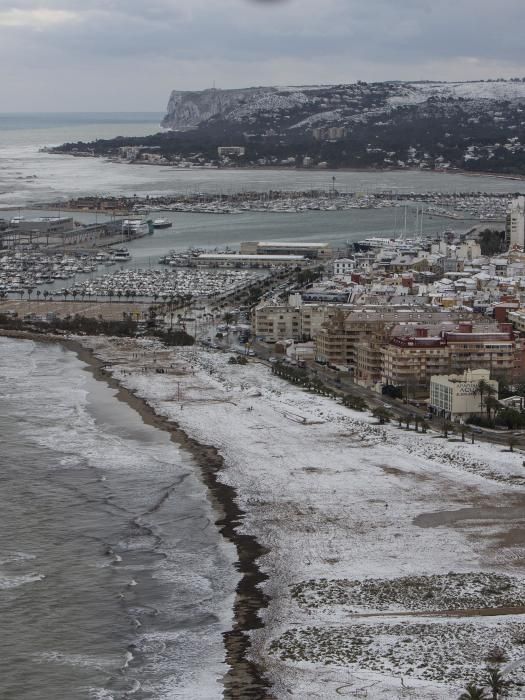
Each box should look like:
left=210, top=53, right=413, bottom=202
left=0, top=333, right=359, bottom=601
left=0, top=337, right=237, bottom=699
left=0, top=112, right=523, bottom=210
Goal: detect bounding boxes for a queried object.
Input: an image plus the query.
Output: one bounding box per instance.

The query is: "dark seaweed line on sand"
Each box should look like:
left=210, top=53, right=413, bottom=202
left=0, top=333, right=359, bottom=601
left=0, top=332, right=274, bottom=699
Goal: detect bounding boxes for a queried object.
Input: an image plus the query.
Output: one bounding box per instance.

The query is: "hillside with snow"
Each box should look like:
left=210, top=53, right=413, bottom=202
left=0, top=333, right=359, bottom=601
left=56, top=79, right=525, bottom=175
left=162, top=80, right=525, bottom=132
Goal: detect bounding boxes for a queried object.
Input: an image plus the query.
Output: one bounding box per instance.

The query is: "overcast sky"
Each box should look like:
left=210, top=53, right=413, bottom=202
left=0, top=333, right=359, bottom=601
left=2, top=0, right=525, bottom=112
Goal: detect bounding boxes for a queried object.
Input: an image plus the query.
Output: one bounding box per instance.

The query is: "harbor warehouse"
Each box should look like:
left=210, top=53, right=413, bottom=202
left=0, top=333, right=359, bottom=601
left=240, top=241, right=332, bottom=259
left=429, top=369, right=498, bottom=420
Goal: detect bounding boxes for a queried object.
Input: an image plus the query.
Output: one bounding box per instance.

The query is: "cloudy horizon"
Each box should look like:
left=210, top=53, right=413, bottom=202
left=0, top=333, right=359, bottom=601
left=2, top=0, right=525, bottom=112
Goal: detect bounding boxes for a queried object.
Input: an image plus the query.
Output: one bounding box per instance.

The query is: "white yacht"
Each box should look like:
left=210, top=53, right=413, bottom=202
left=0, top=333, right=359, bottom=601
left=122, top=219, right=151, bottom=236
left=152, top=218, right=172, bottom=229
left=112, top=248, right=131, bottom=261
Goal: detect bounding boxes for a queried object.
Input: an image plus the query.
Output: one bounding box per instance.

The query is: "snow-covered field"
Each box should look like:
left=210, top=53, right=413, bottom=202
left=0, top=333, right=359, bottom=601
left=82, top=336, right=525, bottom=699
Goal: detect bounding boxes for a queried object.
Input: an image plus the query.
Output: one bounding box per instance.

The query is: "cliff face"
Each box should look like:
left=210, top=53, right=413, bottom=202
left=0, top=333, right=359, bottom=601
left=161, top=81, right=525, bottom=133
left=161, top=87, right=275, bottom=129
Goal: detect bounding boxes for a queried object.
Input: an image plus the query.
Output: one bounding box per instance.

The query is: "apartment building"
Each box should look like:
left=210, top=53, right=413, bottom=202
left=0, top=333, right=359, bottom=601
left=381, top=322, right=518, bottom=392
left=445, top=321, right=516, bottom=376
left=315, top=309, right=455, bottom=369
left=253, top=301, right=338, bottom=342
left=315, top=310, right=401, bottom=368
left=253, top=304, right=302, bottom=342
left=506, top=196, right=525, bottom=249
left=333, top=258, right=355, bottom=276
left=381, top=332, right=450, bottom=392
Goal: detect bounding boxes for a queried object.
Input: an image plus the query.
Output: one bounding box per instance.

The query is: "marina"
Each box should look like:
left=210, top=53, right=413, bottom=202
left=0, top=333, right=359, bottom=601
left=46, top=190, right=513, bottom=221
left=0, top=246, right=271, bottom=302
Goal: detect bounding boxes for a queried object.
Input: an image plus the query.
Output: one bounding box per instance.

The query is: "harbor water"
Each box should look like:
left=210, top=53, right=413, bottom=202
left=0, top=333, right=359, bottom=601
left=0, top=337, right=238, bottom=699
left=0, top=112, right=524, bottom=211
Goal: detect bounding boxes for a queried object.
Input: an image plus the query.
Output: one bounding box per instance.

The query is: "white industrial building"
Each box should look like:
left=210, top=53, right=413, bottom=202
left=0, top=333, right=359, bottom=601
left=429, top=369, right=498, bottom=420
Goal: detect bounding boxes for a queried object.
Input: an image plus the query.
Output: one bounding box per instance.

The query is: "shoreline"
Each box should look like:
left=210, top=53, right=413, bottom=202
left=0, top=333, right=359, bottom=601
left=0, top=329, right=274, bottom=699
left=6, top=328, right=525, bottom=697
left=40, top=153, right=525, bottom=182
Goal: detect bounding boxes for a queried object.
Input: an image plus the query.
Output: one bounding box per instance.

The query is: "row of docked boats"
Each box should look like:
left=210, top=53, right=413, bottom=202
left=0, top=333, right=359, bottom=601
left=59, top=267, right=259, bottom=300
left=0, top=251, right=105, bottom=295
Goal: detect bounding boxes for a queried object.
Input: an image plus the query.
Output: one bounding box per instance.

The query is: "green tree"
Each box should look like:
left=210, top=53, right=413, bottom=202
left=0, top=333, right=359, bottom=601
left=485, top=396, right=500, bottom=421
left=485, top=666, right=512, bottom=699
left=476, top=379, right=491, bottom=414
left=458, top=683, right=489, bottom=700
left=372, top=407, right=391, bottom=424
left=442, top=419, right=454, bottom=438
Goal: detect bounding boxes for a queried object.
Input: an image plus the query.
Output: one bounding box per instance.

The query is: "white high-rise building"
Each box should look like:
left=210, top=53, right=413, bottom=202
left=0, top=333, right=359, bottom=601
left=507, top=196, right=525, bottom=249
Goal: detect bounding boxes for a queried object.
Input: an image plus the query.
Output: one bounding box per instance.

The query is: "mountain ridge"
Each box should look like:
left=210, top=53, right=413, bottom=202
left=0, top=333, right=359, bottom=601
left=51, top=79, right=525, bottom=175
left=161, top=79, right=525, bottom=131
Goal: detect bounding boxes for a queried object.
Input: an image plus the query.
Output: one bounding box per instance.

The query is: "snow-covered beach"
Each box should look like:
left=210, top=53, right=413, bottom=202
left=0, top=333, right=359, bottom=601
left=78, top=334, right=525, bottom=699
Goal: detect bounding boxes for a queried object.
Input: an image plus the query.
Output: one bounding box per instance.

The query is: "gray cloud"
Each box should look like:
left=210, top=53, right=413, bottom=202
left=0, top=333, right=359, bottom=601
left=1, top=0, right=524, bottom=110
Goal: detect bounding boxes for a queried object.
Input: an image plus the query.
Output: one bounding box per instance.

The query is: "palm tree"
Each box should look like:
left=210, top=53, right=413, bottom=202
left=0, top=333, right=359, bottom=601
left=62, top=289, right=69, bottom=303
left=485, top=666, right=511, bottom=699
left=476, top=378, right=491, bottom=414
left=458, top=683, right=489, bottom=700
left=442, top=419, right=454, bottom=438
left=26, top=286, right=34, bottom=301
left=485, top=396, right=500, bottom=421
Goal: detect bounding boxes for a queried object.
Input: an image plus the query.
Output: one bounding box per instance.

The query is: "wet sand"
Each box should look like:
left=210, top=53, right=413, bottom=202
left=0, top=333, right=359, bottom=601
left=0, top=329, right=274, bottom=699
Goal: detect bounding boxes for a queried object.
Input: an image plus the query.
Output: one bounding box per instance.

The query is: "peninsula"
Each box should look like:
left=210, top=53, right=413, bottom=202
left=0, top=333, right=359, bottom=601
left=49, top=79, right=525, bottom=175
